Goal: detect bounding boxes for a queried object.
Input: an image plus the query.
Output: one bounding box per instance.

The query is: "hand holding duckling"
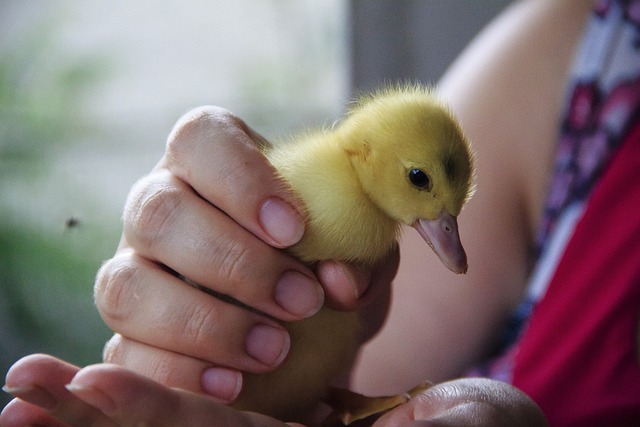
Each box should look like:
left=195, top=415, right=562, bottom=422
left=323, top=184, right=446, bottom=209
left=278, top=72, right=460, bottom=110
left=1, top=87, right=474, bottom=427
left=1, top=84, right=474, bottom=427
left=231, top=84, right=475, bottom=424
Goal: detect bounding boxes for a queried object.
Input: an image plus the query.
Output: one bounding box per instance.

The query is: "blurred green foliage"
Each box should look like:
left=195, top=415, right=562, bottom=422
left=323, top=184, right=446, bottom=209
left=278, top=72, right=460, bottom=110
left=0, top=20, right=111, bottom=177
left=0, top=220, right=113, bottom=359
left=0, top=16, right=115, bottom=408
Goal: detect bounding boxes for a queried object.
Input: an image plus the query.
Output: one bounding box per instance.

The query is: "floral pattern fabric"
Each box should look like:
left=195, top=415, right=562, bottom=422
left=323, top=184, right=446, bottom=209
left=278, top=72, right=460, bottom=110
left=469, top=0, right=640, bottom=382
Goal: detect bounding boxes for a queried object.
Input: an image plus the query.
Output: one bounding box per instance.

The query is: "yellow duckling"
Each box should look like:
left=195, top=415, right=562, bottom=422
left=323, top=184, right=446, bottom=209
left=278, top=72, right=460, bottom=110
left=232, top=84, right=475, bottom=424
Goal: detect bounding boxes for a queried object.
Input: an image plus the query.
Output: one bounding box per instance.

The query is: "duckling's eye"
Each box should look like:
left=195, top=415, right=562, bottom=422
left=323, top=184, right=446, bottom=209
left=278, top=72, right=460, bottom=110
left=409, top=168, right=431, bottom=190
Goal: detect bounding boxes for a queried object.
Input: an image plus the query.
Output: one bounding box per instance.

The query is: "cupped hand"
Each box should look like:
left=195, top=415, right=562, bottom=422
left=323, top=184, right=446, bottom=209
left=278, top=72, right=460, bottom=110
left=2, top=355, right=546, bottom=427
left=1, top=354, right=297, bottom=427
left=94, top=106, right=398, bottom=402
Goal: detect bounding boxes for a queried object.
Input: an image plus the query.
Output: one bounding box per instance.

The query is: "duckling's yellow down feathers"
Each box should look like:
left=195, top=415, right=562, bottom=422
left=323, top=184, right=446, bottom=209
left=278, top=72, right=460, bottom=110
left=232, top=84, right=475, bottom=424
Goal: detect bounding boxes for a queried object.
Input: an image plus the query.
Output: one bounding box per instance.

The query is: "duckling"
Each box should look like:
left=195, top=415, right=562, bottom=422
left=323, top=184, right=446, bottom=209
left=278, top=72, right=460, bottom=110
left=231, top=84, right=475, bottom=425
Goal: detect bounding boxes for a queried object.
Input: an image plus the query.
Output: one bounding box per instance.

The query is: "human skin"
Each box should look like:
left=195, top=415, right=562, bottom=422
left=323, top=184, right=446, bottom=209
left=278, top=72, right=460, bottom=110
left=1, top=0, right=593, bottom=425
left=89, top=0, right=592, bottom=398
left=1, top=354, right=547, bottom=426
left=351, top=0, right=594, bottom=394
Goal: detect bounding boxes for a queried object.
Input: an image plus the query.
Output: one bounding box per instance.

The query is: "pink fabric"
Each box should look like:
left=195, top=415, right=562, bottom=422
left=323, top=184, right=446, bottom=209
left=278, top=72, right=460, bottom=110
left=512, top=123, right=640, bottom=426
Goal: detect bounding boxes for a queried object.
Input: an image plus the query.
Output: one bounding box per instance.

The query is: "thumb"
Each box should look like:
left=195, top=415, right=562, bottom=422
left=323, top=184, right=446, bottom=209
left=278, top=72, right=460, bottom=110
left=66, top=364, right=293, bottom=427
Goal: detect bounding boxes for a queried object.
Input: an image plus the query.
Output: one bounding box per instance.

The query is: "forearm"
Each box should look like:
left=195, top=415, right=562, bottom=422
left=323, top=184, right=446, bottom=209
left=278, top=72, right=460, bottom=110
left=351, top=0, right=593, bottom=394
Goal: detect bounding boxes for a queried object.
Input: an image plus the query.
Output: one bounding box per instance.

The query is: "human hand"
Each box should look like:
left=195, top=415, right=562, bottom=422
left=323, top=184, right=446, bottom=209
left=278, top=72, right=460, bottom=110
left=95, top=106, right=399, bottom=403
left=1, top=354, right=297, bottom=427
left=371, top=378, right=548, bottom=427
left=2, top=356, right=546, bottom=427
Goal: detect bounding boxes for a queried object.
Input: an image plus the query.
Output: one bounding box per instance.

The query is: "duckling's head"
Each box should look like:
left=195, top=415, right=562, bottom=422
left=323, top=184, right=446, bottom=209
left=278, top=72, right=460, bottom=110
left=339, top=85, right=475, bottom=274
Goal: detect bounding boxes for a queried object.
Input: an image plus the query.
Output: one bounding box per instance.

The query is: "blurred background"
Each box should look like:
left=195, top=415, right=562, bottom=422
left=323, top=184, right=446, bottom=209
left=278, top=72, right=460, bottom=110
left=0, top=0, right=511, bottom=408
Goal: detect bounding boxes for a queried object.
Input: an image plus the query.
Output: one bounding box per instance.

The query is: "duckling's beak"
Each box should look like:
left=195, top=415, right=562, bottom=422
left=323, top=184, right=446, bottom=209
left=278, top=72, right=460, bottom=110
left=413, top=212, right=468, bottom=274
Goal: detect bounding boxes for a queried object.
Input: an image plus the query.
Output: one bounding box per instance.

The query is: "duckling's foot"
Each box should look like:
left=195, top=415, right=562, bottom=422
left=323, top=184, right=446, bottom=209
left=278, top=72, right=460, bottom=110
left=322, top=382, right=432, bottom=426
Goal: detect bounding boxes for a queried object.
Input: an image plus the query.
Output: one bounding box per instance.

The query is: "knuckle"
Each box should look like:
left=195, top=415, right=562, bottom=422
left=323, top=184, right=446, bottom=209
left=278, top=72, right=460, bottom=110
left=123, top=174, right=184, bottom=252
left=144, top=353, right=185, bottom=386
left=102, top=336, right=185, bottom=387
left=94, top=255, right=139, bottom=324
left=166, top=106, right=240, bottom=163
left=213, top=237, right=254, bottom=291
left=182, top=302, right=221, bottom=347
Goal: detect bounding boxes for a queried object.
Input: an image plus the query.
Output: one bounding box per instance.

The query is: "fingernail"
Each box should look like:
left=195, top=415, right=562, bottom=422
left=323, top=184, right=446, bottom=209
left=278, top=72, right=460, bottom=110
left=2, top=384, right=57, bottom=411
left=65, top=384, right=116, bottom=415
left=343, top=263, right=372, bottom=300
left=275, top=270, right=324, bottom=317
left=259, top=197, right=305, bottom=247
left=201, top=367, right=242, bottom=403
left=245, top=324, right=290, bottom=367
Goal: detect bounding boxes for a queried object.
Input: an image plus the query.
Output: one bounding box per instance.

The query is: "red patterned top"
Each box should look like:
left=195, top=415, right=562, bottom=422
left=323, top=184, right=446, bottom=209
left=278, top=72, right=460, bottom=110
left=468, top=1, right=640, bottom=424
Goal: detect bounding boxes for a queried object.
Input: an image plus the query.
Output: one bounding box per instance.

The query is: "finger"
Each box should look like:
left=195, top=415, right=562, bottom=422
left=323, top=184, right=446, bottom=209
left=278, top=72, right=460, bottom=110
left=65, top=364, right=292, bottom=427
left=2, top=354, right=114, bottom=427
left=120, top=169, right=324, bottom=321
left=317, top=244, right=400, bottom=312
left=103, top=335, right=246, bottom=403
left=96, top=254, right=291, bottom=373
left=315, top=261, right=372, bottom=311
left=316, top=246, right=399, bottom=345
left=359, top=245, right=400, bottom=342
left=165, top=105, right=306, bottom=248
left=0, top=399, right=71, bottom=427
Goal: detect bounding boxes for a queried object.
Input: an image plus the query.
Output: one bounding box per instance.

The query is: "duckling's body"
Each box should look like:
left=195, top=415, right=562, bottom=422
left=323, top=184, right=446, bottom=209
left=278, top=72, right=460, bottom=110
left=268, top=131, right=402, bottom=265
left=231, top=84, right=474, bottom=424
left=234, top=133, right=400, bottom=423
